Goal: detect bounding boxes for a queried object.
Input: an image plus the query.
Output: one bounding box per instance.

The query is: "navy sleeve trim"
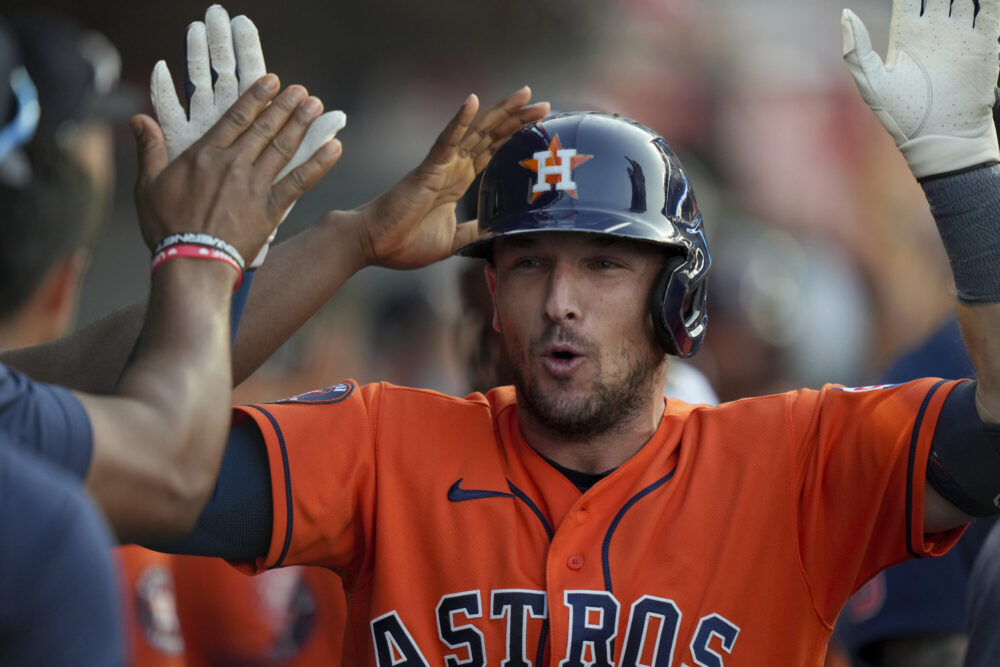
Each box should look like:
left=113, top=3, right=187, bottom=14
left=907, top=379, right=948, bottom=558
left=247, top=405, right=294, bottom=568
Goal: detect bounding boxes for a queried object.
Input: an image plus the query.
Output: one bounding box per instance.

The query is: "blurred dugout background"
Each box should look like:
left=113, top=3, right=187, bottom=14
left=1, top=0, right=947, bottom=405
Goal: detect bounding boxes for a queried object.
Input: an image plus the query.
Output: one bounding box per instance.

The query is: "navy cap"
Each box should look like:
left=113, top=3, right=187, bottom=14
left=11, top=14, right=139, bottom=139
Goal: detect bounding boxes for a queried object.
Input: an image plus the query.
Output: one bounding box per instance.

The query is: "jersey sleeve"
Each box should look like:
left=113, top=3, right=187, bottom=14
left=790, top=378, right=966, bottom=623
left=230, top=380, right=379, bottom=583
left=0, top=363, right=92, bottom=478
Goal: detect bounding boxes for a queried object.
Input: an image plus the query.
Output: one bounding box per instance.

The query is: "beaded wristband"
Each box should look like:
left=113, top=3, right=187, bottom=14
left=154, top=232, right=245, bottom=271
left=151, top=243, right=244, bottom=289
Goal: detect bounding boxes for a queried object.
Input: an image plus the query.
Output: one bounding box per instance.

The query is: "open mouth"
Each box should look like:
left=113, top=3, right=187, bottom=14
left=541, top=344, right=584, bottom=376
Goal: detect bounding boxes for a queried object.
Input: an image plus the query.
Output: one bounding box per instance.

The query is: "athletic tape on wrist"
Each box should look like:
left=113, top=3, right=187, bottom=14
left=154, top=232, right=246, bottom=271
left=921, top=163, right=1000, bottom=304
left=151, top=243, right=243, bottom=289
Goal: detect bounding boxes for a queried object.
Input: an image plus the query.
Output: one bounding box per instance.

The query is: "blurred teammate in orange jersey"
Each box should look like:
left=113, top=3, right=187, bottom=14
left=174, top=559, right=345, bottom=666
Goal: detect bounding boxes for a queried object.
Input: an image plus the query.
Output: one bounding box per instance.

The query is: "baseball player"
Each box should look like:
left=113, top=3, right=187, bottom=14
left=0, top=46, right=122, bottom=660
left=0, top=19, right=341, bottom=664
left=12, top=0, right=1000, bottom=664
left=0, top=4, right=549, bottom=502
left=121, top=0, right=1000, bottom=665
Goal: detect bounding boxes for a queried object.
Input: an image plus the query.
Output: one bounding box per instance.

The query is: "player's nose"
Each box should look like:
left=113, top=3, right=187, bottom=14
left=544, top=263, right=582, bottom=323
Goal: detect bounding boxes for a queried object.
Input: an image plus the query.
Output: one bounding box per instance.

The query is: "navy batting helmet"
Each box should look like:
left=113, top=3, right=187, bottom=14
left=458, top=111, right=711, bottom=358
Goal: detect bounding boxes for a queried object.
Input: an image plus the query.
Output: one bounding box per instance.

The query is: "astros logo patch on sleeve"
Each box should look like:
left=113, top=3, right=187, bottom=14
left=833, top=383, right=899, bottom=393
left=273, top=381, right=355, bottom=405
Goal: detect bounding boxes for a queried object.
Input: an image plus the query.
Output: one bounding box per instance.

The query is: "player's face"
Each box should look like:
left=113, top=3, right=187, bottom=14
left=487, top=232, right=667, bottom=438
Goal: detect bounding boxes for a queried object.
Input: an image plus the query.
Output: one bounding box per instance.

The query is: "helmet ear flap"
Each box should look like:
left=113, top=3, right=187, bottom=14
left=650, top=254, right=707, bottom=358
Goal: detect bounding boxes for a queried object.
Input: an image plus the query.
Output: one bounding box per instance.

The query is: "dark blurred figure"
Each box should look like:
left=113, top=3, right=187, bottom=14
left=0, top=19, right=124, bottom=665
left=4, top=13, right=186, bottom=665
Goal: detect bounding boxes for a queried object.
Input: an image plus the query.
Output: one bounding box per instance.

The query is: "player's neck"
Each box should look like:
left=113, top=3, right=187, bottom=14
left=518, top=395, right=666, bottom=475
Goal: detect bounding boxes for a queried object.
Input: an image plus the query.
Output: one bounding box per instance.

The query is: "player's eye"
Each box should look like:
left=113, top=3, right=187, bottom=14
left=510, top=257, right=544, bottom=270
left=590, top=258, right=624, bottom=270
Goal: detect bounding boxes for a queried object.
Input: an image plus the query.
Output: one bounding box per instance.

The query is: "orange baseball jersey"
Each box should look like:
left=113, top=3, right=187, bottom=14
left=173, top=557, right=346, bottom=666
left=116, top=545, right=186, bottom=666
left=233, top=377, right=966, bottom=666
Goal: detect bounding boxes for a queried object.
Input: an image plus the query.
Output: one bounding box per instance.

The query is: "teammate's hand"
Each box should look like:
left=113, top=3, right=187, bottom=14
left=350, top=87, right=549, bottom=271
left=842, top=0, right=1000, bottom=178
left=133, top=75, right=342, bottom=263
left=151, top=4, right=346, bottom=267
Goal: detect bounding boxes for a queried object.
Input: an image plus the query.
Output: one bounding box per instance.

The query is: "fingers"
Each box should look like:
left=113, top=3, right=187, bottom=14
left=974, top=0, right=1000, bottom=34
left=949, top=0, right=975, bottom=24
left=131, top=114, right=169, bottom=185
left=205, top=4, right=238, bottom=109
left=270, top=139, right=343, bottom=212
left=424, top=94, right=480, bottom=168
left=150, top=60, right=186, bottom=133
left=922, top=0, right=951, bottom=18
left=472, top=101, right=549, bottom=173
left=458, top=86, right=533, bottom=156
left=841, top=9, right=884, bottom=77
left=202, top=73, right=280, bottom=148
left=451, top=219, right=480, bottom=253
left=274, top=110, right=347, bottom=181
left=231, top=15, right=266, bottom=95
left=234, top=84, right=312, bottom=165
left=185, top=21, right=214, bottom=131
left=253, top=92, right=322, bottom=178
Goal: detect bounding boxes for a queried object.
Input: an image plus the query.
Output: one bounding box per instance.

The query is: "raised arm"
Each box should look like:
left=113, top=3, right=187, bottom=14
left=842, top=0, right=1000, bottom=531
left=81, top=75, right=339, bottom=542
left=0, top=6, right=547, bottom=391
left=232, top=87, right=548, bottom=379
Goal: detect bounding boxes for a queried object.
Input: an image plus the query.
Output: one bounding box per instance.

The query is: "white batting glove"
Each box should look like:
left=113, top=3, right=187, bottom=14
left=150, top=5, right=346, bottom=267
left=842, top=0, right=1000, bottom=179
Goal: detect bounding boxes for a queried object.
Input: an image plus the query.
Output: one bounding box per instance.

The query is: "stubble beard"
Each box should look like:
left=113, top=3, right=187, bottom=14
left=507, top=327, right=667, bottom=441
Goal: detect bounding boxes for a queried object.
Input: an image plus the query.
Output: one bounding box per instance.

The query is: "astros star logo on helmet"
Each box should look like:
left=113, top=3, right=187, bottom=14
left=519, top=134, right=593, bottom=202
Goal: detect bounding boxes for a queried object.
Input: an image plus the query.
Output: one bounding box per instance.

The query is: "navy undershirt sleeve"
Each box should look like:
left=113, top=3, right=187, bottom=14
left=927, top=380, right=1000, bottom=517
left=148, top=414, right=273, bottom=560
left=0, top=443, right=124, bottom=665
left=0, top=363, right=92, bottom=478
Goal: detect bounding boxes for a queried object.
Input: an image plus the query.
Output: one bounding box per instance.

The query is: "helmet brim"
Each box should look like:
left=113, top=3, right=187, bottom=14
left=456, top=209, right=695, bottom=259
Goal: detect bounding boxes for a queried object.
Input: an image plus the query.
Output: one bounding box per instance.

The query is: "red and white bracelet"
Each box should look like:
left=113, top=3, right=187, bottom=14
left=151, top=243, right=244, bottom=289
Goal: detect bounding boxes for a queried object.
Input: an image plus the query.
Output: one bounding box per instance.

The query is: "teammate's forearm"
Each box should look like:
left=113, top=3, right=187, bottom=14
left=232, top=209, right=369, bottom=383
left=0, top=303, right=145, bottom=394
left=1, top=211, right=368, bottom=392
left=81, top=259, right=237, bottom=541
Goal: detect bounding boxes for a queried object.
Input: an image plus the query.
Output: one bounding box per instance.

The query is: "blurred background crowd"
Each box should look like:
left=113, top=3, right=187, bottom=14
left=17, top=0, right=937, bottom=403
left=3, top=0, right=977, bottom=664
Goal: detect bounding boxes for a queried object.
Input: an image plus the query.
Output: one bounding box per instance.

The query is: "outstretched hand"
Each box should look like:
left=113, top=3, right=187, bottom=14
left=152, top=4, right=346, bottom=266
left=842, top=0, right=1000, bottom=178
left=350, top=86, right=549, bottom=271
left=132, top=75, right=342, bottom=263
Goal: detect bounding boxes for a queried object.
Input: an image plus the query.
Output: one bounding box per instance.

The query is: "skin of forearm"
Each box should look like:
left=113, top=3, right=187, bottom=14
left=1, top=210, right=369, bottom=394
left=0, top=303, right=146, bottom=394
left=81, top=259, right=237, bottom=542
left=957, top=302, right=1000, bottom=423
left=232, top=209, right=368, bottom=383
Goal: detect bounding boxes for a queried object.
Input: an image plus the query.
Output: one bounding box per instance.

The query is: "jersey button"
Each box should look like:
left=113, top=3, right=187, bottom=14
left=567, top=554, right=585, bottom=570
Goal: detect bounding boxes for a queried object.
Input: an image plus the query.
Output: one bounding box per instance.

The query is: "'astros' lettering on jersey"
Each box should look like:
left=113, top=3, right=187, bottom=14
left=234, top=378, right=965, bottom=666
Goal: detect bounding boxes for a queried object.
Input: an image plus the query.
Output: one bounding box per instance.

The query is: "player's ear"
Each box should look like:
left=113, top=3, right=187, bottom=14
left=10, top=248, right=89, bottom=347
left=484, top=263, right=502, bottom=334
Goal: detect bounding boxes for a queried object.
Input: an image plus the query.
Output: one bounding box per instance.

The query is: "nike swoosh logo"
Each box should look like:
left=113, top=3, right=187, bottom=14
left=448, top=478, right=515, bottom=502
